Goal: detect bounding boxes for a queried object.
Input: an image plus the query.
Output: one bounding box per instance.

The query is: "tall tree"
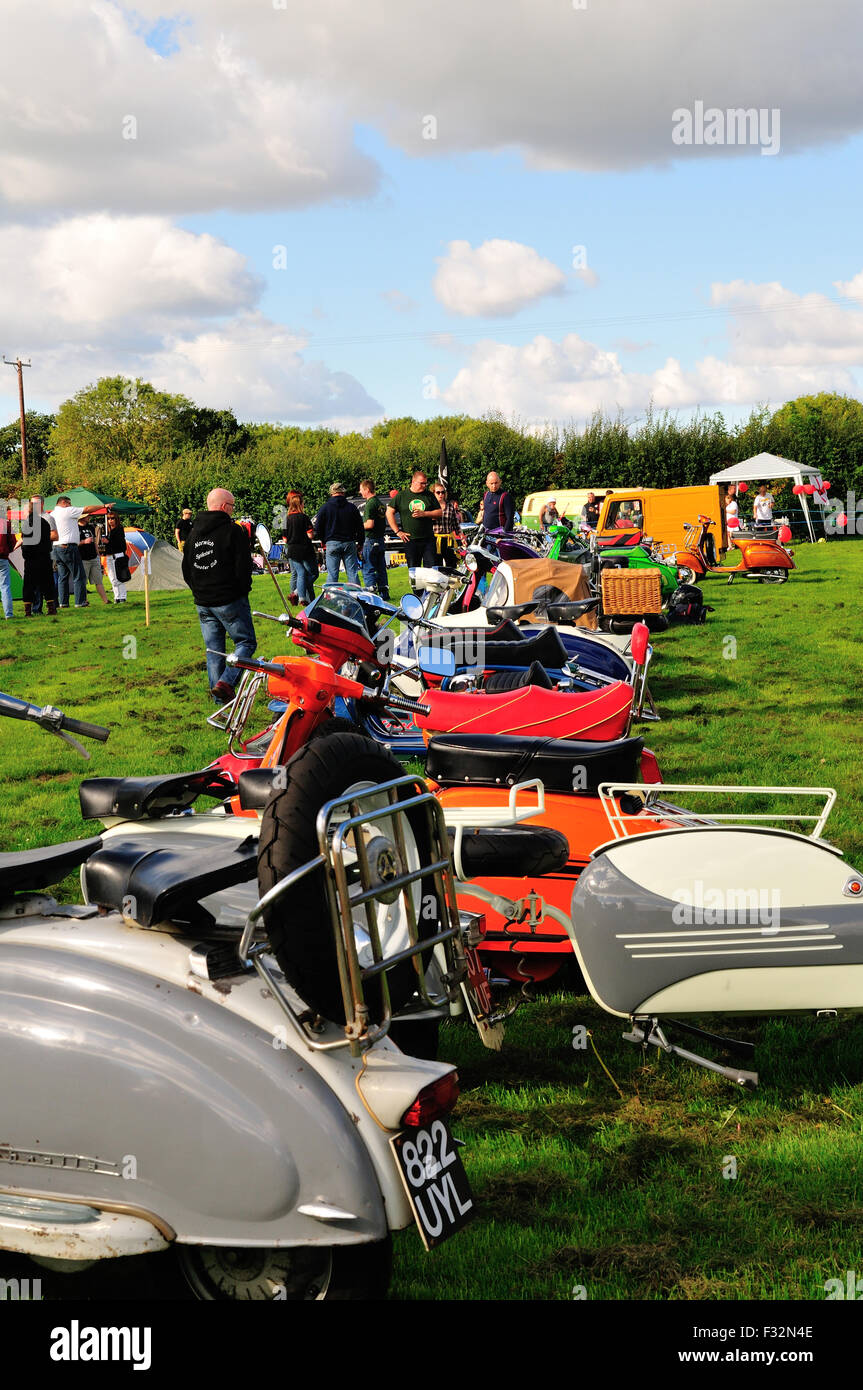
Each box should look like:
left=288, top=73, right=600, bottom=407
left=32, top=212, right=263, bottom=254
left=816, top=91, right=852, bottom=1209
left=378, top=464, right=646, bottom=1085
left=51, top=376, right=195, bottom=475
left=0, top=411, right=56, bottom=481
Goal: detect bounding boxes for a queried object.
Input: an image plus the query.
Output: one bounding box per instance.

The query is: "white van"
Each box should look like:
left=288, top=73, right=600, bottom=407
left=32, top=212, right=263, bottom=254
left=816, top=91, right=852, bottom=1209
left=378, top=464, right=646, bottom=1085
left=521, top=489, right=608, bottom=527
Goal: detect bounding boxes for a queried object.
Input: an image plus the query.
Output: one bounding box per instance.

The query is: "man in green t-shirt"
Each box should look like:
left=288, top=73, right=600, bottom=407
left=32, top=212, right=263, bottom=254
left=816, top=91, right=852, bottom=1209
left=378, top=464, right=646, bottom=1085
left=359, top=478, right=390, bottom=598
left=386, top=470, right=442, bottom=573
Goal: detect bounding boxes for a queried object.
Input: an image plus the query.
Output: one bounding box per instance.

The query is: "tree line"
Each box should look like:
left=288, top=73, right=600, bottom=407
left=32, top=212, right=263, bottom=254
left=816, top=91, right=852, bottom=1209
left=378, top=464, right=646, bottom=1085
left=2, top=376, right=862, bottom=540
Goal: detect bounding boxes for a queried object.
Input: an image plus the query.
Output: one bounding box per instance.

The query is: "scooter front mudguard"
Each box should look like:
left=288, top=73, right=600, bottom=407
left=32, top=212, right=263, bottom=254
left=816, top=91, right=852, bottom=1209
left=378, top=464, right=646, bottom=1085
left=0, top=941, right=388, bottom=1252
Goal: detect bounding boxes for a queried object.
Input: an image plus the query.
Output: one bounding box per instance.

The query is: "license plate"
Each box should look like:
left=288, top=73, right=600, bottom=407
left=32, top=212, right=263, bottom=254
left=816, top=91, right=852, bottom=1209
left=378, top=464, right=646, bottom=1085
left=391, top=1120, right=474, bottom=1249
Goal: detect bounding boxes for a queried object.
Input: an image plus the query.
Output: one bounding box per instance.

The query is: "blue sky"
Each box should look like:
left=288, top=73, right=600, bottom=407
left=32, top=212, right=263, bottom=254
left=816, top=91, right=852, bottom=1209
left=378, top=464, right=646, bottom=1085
left=2, top=0, right=863, bottom=431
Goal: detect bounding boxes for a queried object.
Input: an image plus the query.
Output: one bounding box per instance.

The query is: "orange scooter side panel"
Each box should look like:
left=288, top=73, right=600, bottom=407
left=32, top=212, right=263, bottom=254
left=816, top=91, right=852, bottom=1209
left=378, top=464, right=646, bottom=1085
left=435, top=786, right=672, bottom=974
left=728, top=537, right=795, bottom=568
left=417, top=681, right=634, bottom=743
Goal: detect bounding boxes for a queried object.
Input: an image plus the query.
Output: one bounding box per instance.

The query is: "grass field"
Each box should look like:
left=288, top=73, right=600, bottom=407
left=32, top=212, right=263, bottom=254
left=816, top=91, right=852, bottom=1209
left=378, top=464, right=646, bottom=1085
left=2, top=542, right=863, bottom=1301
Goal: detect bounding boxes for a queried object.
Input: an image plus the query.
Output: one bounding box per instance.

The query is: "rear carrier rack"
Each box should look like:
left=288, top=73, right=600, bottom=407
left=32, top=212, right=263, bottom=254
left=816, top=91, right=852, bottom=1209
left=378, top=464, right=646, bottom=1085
left=206, top=668, right=269, bottom=758
left=237, top=776, right=467, bottom=1055
left=596, top=781, right=838, bottom=844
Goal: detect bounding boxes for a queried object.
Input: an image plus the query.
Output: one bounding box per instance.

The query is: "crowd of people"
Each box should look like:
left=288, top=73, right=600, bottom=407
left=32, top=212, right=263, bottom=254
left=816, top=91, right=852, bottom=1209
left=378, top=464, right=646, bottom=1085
left=0, top=496, right=132, bottom=620
left=179, top=470, right=520, bottom=701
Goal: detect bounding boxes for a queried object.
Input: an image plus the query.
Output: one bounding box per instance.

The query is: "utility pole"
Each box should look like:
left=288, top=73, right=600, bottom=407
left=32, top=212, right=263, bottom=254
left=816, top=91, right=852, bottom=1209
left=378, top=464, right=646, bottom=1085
left=3, top=356, right=31, bottom=481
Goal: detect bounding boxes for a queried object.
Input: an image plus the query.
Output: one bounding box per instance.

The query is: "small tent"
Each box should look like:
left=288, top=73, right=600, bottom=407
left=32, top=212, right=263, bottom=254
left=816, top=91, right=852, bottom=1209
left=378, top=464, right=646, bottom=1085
left=42, top=487, right=153, bottom=517
left=709, top=453, right=829, bottom=542
left=126, top=540, right=188, bottom=591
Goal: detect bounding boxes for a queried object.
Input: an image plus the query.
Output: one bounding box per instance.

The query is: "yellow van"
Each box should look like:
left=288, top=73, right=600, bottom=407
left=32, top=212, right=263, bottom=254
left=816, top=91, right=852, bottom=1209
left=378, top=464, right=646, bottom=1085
left=597, top=486, right=727, bottom=554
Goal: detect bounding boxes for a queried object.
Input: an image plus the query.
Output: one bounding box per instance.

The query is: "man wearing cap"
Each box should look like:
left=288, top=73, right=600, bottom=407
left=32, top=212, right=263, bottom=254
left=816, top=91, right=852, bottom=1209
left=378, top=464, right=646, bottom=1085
left=540, top=497, right=560, bottom=533
left=313, top=481, right=364, bottom=584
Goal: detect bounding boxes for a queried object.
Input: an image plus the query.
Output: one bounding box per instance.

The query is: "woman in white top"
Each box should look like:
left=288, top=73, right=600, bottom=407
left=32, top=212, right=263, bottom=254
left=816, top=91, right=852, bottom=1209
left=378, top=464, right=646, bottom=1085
left=725, top=484, right=739, bottom=531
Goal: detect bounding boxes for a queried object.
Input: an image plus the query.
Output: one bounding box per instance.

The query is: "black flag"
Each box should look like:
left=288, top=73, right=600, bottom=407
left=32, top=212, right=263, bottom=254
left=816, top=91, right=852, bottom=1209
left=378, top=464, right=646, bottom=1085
left=438, top=437, right=450, bottom=499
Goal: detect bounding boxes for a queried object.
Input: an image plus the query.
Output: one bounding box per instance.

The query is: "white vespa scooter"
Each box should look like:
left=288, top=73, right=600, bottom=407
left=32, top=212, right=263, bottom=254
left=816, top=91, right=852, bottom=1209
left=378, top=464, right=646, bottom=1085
left=0, top=693, right=478, bottom=1299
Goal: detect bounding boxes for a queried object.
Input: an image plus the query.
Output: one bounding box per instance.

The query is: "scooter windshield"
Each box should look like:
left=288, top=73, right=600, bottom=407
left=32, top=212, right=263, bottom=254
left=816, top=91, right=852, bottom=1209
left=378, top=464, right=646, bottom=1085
left=306, top=588, right=370, bottom=637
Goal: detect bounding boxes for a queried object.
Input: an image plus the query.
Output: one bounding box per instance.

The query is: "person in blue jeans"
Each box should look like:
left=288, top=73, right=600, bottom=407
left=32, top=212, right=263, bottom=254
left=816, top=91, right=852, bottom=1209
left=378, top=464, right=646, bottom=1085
left=281, top=491, right=318, bottom=605
left=358, top=479, right=390, bottom=598
left=48, top=497, right=101, bottom=607
left=0, top=507, right=14, bottom=619
left=181, top=488, right=257, bottom=703
left=313, top=481, right=363, bottom=585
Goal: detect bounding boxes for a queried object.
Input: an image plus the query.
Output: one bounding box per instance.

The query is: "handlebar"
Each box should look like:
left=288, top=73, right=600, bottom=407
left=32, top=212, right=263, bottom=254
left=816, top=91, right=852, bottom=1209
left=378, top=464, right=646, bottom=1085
left=252, top=610, right=322, bottom=634
left=0, top=692, right=110, bottom=757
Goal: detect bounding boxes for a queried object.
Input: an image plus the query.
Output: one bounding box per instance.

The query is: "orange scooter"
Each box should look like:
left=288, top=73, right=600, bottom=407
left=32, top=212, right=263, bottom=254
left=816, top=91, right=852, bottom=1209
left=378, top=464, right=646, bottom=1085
left=675, top=515, right=795, bottom=585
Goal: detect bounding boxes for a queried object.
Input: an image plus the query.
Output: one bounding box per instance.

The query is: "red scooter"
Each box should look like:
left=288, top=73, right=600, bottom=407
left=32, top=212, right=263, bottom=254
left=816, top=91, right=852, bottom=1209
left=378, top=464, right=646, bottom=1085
left=675, top=515, right=795, bottom=585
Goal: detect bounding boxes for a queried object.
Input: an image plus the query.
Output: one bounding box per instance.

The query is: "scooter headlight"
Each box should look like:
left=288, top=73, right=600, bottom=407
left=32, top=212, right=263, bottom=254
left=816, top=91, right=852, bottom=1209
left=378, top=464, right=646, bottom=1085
left=464, top=553, right=478, bottom=573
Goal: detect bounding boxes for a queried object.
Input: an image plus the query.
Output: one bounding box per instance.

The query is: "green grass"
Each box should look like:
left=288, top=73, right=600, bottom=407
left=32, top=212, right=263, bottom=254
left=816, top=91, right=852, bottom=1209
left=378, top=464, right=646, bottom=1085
left=2, top=543, right=863, bottom=1300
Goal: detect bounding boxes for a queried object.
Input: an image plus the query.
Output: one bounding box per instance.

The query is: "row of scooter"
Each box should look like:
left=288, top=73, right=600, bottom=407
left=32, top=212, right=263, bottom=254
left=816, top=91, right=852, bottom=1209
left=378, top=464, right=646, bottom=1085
left=0, top=525, right=852, bottom=1300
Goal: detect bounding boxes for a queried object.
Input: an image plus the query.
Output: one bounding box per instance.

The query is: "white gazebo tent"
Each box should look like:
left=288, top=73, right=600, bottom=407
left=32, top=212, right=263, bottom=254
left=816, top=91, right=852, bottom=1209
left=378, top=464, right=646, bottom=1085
left=709, top=452, right=828, bottom=542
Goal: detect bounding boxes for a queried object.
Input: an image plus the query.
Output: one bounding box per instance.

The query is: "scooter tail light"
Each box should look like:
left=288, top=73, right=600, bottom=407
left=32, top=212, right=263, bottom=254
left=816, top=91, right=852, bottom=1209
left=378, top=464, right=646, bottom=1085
left=400, top=1071, right=460, bottom=1128
left=640, top=748, right=663, bottom=784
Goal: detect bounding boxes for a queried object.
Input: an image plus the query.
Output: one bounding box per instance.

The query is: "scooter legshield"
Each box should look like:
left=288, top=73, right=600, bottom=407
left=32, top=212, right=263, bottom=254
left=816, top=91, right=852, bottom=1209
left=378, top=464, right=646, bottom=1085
left=0, top=938, right=387, bottom=1247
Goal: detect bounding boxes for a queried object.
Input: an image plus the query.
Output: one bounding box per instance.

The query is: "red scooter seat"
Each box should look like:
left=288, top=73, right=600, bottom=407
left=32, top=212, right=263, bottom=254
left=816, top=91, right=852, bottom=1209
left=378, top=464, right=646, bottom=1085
left=416, top=680, right=633, bottom=742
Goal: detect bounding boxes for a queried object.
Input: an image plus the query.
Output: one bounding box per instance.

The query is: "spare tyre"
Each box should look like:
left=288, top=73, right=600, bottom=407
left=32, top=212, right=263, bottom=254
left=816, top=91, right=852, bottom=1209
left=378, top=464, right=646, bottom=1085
left=257, top=732, right=440, bottom=1023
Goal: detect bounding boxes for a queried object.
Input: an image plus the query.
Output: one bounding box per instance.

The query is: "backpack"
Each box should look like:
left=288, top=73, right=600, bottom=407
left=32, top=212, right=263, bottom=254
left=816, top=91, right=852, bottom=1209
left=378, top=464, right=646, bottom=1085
left=667, top=583, right=713, bottom=625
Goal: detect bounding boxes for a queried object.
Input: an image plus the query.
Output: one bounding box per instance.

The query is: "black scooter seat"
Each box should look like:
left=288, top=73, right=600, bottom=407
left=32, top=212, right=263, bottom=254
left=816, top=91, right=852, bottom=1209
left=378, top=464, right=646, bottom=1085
left=478, top=627, right=569, bottom=670
left=543, top=599, right=600, bottom=622
left=83, top=835, right=257, bottom=929
left=427, top=733, right=644, bottom=795
left=0, top=837, right=104, bottom=896
left=79, top=769, right=236, bottom=821
left=485, top=603, right=537, bottom=623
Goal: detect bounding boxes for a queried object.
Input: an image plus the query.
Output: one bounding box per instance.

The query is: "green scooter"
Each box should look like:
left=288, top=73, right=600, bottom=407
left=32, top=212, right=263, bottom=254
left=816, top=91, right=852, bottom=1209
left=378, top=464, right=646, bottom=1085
left=544, top=518, right=592, bottom=564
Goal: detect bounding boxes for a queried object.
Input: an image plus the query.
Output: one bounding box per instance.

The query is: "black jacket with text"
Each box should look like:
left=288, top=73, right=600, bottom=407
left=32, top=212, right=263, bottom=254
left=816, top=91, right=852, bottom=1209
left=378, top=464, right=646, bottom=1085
left=181, top=510, right=252, bottom=607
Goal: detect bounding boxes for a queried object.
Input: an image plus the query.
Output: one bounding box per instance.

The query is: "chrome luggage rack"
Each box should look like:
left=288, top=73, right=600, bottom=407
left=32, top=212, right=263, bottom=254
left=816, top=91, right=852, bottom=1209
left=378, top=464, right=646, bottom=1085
left=237, top=776, right=468, bottom=1055
left=596, top=781, right=838, bottom=844
left=206, top=669, right=271, bottom=759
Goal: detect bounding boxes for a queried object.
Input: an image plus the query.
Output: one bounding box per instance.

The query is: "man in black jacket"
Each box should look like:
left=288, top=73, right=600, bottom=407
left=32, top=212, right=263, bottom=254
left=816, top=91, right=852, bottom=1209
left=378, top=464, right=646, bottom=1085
left=313, top=481, right=364, bottom=584
left=181, top=488, right=257, bottom=702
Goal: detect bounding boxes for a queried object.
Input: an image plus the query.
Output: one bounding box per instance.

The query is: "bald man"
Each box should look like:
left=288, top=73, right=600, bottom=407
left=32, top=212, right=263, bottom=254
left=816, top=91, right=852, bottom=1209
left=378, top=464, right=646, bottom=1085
left=476, top=471, right=515, bottom=532
left=181, top=488, right=257, bottom=703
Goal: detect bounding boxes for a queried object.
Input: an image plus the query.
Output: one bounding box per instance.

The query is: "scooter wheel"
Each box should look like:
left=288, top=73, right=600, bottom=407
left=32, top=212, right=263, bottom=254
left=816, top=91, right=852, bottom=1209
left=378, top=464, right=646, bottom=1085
left=258, top=732, right=438, bottom=1024
left=177, top=1236, right=392, bottom=1300
left=758, top=569, right=789, bottom=584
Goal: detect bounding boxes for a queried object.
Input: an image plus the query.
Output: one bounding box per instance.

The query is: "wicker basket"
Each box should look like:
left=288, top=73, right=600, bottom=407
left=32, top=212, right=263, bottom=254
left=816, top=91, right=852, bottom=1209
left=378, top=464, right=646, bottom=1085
left=601, top=568, right=663, bottom=615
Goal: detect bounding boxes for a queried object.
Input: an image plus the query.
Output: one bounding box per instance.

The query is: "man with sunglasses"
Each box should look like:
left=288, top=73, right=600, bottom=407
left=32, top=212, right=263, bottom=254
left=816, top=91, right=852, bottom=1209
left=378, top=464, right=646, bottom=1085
left=182, top=487, right=257, bottom=703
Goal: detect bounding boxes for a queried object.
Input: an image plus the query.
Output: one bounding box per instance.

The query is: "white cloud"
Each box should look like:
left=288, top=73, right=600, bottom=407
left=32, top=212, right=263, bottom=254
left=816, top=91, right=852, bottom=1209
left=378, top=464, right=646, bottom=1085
left=4, top=0, right=860, bottom=221
left=441, top=271, right=863, bottom=422
left=145, top=314, right=383, bottom=424
left=104, top=0, right=863, bottom=177
left=434, top=240, right=566, bottom=318
left=0, top=0, right=378, bottom=216
left=0, top=216, right=383, bottom=425
left=0, top=216, right=261, bottom=344
left=380, top=289, right=418, bottom=313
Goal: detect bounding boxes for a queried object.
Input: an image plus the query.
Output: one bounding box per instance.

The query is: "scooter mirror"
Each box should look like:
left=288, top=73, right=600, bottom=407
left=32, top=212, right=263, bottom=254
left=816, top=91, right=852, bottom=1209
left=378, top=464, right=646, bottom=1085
left=255, top=523, right=273, bottom=554
left=630, top=621, right=650, bottom=667
left=417, top=646, right=456, bottom=678
left=400, top=593, right=424, bottom=620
